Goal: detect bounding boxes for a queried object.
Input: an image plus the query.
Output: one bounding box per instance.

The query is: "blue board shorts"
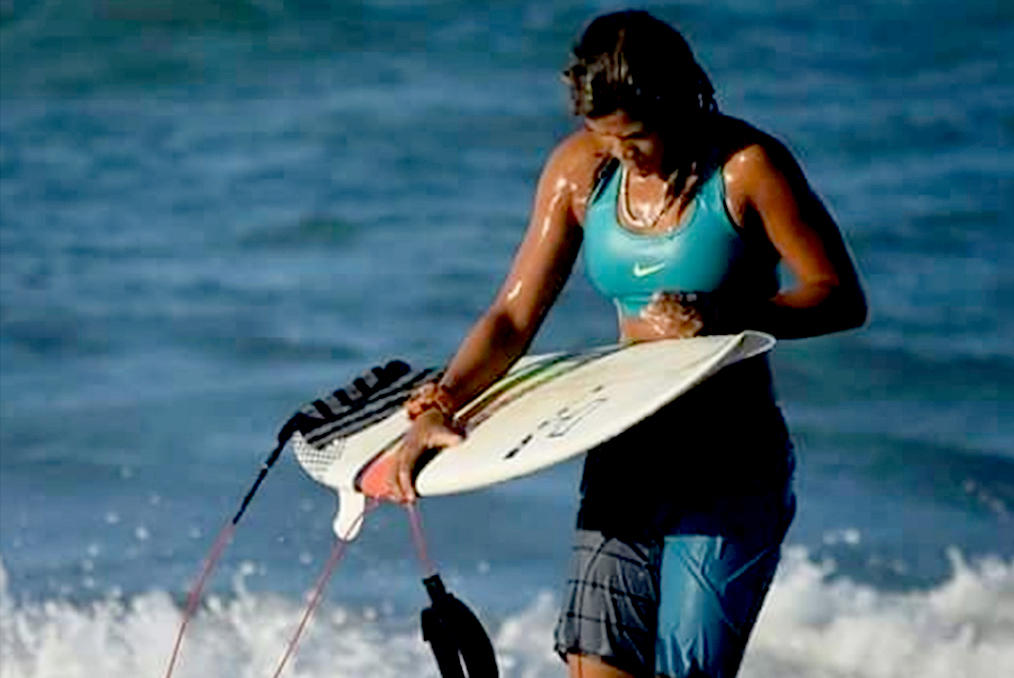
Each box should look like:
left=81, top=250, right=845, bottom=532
left=554, top=496, right=793, bottom=677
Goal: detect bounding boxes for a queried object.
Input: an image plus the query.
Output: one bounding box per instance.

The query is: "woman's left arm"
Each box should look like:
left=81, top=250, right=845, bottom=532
left=722, top=141, right=868, bottom=339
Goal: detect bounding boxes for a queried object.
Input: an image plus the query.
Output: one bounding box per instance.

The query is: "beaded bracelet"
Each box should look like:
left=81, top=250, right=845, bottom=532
left=404, top=382, right=456, bottom=421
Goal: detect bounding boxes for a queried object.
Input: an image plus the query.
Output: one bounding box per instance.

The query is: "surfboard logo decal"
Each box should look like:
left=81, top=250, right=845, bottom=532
left=463, top=347, right=620, bottom=430
left=501, top=387, right=609, bottom=460
left=546, top=396, right=608, bottom=439
left=503, top=434, right=533, bottom=460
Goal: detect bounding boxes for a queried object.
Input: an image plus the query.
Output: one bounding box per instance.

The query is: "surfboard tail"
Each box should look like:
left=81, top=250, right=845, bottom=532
left=287, top=362, right=432, bottom=540
left=291, top=431, right=374, bottom=540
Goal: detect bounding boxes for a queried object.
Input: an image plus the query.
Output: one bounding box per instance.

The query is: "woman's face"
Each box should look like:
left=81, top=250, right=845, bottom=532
left=585, top=110, right=665, bottom=176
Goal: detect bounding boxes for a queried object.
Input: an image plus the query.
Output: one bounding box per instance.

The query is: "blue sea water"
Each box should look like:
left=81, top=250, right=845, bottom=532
left=1, top=1, right=1012, bottom=676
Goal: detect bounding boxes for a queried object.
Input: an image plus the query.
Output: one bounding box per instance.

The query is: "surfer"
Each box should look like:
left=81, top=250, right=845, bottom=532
left=385, top=10, right=867, bottom=678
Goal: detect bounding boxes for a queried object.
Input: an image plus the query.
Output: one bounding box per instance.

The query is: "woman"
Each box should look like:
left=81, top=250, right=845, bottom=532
left=384, top=11, right=867, bottom=678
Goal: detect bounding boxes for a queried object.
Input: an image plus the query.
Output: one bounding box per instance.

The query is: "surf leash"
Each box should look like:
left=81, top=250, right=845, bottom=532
left=162, top=429, right=309, bottom=678
left=162, top=359, right=434, bottom=678
left=269, top=499, right=378, bottom=678
left=161, top=520, right=237, bottom=678
left=407, top=503, right=500, bottom=678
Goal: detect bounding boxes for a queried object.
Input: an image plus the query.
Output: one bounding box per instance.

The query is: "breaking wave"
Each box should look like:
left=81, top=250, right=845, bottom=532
left=2, top=547, right=1012, bottom=678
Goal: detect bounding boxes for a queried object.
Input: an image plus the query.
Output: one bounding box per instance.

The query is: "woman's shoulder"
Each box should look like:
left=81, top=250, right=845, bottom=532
left=710, top=116, right=814, bottom=228
left=545, top=128, right=613, bottom=179
left=538, top=129, right=615, bottom=222
left=713, top=116, right=803, bottom=179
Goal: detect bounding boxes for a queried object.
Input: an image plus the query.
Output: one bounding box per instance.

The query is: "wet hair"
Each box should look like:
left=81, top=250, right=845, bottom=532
left=564, top=11, right=720, bottom=188
left=564, top=11, right=718, bottom=130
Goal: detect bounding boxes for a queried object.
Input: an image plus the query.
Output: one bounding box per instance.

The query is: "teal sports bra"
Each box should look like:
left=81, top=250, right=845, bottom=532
left=583, top=159, right=777, bottom=317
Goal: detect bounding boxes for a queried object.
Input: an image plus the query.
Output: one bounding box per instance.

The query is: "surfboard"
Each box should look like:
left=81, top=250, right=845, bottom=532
left=291, top=331, right=775, bottom=539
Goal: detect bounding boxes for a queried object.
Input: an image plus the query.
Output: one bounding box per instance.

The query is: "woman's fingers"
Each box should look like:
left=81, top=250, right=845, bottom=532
left=639, top=293, right=705, bottom=338
left=389, top=420, right=464, bottom=504
left=396, top=455, right=417, bottom=503
left=429, top=426, right=464, bottom=449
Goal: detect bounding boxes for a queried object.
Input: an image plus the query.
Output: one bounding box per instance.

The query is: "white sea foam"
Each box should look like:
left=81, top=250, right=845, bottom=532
left=743, top=548, right=1014, bottom=678
left=1, top=549, right=1012, bottom=678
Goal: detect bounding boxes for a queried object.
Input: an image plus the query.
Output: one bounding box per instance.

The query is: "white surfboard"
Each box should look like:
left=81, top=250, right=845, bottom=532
left=292, top=331, right=775, bottom=540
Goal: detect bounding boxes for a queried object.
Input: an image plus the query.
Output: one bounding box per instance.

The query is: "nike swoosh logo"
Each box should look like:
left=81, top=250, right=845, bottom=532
left=633, top=262, right=666, bottom=277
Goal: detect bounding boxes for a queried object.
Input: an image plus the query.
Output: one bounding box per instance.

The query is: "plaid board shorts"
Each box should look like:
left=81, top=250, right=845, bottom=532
left=553, top=526, right=786, bottom=678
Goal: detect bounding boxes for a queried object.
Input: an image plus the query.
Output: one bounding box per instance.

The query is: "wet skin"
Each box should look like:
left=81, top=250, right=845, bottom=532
left=379, top=108, right=866, bottom=505
left=378, top=109, right=867, bottom=678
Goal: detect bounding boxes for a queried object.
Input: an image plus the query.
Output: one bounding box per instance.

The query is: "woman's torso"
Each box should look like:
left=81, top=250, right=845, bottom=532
left=582, top=155, right=780, bottom=321
left=572, top=136, right=794, bottom=539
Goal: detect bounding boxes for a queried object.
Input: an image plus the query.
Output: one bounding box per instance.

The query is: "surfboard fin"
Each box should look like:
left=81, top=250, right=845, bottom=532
left=333, top=488, right=367, bottom=541
left=421, top=574, right=499, bottom=678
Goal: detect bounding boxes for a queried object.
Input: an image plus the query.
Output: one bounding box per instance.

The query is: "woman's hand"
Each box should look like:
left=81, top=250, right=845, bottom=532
left=386, top=409, right=463, bottom=503
left=623, top=292, right=706, bottom=341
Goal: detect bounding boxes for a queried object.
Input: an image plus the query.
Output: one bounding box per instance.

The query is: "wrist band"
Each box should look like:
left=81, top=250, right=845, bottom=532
left=405, top=382, right=456, bottom=421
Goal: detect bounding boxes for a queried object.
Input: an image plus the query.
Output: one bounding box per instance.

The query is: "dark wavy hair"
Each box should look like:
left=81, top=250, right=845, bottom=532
left=564, top=11, right=718, bottom=130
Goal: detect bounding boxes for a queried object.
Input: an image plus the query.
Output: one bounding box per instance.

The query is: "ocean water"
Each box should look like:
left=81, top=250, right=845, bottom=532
left=1, top=1, right=1012, bottom=676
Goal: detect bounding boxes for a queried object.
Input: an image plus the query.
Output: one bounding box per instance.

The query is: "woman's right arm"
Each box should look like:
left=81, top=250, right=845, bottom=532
left=388, top=133, right=600, bottom=501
